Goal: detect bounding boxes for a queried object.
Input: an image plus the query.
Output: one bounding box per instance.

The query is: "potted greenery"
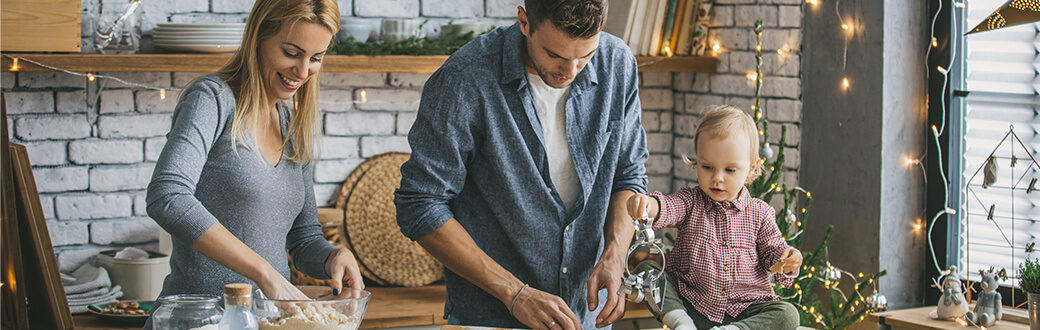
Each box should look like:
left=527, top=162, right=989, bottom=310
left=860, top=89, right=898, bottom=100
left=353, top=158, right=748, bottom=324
left=1022, top=258, right=1040, bottom=330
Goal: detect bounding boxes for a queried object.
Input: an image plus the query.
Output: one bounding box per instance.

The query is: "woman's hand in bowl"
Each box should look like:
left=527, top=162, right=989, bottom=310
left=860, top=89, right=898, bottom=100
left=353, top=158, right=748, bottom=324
left=258, top=270, right=309, bottom=301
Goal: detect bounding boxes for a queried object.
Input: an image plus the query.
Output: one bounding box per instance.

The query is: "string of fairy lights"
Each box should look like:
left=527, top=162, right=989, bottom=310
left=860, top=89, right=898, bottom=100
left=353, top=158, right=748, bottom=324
left=2, top=1, right=998, bottom=327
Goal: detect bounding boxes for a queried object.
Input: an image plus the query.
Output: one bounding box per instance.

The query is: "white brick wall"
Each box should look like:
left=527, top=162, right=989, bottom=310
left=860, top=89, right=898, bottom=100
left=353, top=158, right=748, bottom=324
left=69, top=139, right=143, bottom=164
left=14, top=115, right=92, bottom=140
left=6, top=92, right=54, bottom=114
left=3, top=0, right=802, bottom=272
left=55, top=194, right=133, bottom=220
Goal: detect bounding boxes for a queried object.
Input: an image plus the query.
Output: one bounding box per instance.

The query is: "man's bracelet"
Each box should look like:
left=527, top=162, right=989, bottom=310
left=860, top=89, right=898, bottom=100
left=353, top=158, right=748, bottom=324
left=509, top=283, right=529, bottom=316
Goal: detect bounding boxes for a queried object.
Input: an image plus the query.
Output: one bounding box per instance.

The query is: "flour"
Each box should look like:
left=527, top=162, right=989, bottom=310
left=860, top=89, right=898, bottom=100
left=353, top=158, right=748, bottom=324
left=258, top=306, right=362, bottom=330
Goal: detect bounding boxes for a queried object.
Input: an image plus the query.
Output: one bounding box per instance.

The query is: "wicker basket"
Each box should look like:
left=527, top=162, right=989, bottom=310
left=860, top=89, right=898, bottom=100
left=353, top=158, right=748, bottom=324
left=291, top=152, right=443, bottom=287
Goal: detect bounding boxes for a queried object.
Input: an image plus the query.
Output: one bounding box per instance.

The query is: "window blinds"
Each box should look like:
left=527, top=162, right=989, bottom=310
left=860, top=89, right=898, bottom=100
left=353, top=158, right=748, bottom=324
left=957, top=0, right=1040, bottom=285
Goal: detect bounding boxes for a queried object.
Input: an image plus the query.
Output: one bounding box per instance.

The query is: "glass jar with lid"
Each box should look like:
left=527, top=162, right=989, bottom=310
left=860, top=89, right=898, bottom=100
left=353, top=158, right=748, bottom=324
left=151, top=294, right=223, bottom=330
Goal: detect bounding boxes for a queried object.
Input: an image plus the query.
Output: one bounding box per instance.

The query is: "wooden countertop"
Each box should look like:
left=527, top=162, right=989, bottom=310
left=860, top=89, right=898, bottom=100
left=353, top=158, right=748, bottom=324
left=73, top=284, right=654, bottom=329
left=868, top=305, right=1030, bottom=330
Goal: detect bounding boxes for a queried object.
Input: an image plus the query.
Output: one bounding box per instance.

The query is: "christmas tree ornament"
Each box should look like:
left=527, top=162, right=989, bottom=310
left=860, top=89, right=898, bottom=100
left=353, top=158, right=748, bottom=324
left=785, top=209, right=797, bottom=225
left=866, top=292, right=888, bottom=312
left=760, top=142, right=774, bottom=159
left=823, top=264, right=841, bottom=288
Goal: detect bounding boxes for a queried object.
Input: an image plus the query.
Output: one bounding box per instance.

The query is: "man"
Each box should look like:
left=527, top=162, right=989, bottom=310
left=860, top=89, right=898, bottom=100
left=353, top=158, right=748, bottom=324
left=394, top=0, right=647, bottom=328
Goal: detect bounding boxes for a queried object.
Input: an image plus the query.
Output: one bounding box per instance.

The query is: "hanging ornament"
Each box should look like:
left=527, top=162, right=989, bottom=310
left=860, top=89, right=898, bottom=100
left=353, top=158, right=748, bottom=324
left=967, top=0, right=1040, bottom=35
left=822, top=264, right=841, bottom=288
left=866, top=292, right=888, bottom=312
left=785, top=209, right=797, bottom=225
left=982, top=155, right=998, bottom=188
left=760, top=142, right=774, bottom=159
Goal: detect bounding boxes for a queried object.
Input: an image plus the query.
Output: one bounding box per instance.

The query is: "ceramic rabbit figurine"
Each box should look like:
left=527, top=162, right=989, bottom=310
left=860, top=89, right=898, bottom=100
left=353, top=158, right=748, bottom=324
left=965, top=269, right=1002, bottom=327
left=930, top=266, right=968, bottom=320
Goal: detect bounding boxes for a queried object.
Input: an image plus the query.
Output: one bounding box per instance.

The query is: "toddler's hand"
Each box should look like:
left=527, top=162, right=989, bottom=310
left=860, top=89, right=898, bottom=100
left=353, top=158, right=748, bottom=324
left=626, top=194, right=655, bottom=219
left=778, top=247, right=802, bottom=274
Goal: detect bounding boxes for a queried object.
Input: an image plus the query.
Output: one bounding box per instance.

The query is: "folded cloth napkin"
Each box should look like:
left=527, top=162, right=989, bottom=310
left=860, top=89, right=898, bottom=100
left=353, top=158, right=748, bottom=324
left=67, top=285, right=123, bottom=314
left=64, top=263, right=112, bottom=295
left=64, top=263, right=123, bottom=314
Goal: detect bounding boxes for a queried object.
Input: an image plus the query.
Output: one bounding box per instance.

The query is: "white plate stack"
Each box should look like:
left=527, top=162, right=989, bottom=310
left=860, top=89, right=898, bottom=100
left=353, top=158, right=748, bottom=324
left=153, top=23, right=245, bottom=53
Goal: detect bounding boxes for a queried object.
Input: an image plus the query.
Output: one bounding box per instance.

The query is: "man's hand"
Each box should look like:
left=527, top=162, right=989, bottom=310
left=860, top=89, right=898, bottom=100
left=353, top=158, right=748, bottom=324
left=587, top=255, right=626, bottom=328
left=512, top=286, right=582, bottom=330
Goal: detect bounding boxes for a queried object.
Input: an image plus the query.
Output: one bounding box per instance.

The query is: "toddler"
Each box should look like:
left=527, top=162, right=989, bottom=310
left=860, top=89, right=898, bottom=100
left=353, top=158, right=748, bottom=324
left=626, top=105, right=802, bottom=330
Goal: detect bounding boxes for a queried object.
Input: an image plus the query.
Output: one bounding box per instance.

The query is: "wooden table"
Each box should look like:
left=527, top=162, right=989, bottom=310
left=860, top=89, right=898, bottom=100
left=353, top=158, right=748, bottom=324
left=869, top=305, right=1031, bottom=330
left=74, top=284, right=653, bottom=329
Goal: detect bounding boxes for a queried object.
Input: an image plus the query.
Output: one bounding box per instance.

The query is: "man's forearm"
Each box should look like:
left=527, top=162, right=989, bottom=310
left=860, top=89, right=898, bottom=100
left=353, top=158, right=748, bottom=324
left=416, top=218, right=524, bottom=304
left=603, top=190, right=637, bottom=264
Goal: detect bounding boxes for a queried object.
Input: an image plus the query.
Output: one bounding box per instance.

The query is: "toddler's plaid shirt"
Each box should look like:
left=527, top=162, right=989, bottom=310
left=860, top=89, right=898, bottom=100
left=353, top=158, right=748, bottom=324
left=649, top=186, right=797, bottom=323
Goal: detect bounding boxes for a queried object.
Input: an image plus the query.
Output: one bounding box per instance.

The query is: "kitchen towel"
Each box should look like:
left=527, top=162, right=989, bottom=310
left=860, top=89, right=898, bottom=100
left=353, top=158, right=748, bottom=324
left=63, top=263, right=122, bottom=313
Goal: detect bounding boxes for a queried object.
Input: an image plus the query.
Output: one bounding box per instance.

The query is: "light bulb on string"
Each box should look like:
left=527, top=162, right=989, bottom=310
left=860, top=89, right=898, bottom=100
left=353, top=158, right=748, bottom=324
left=355, top=89, right=368, bottom=104
left=160, top=88, right=166, bottom=100
left=87, top=73, right=96, bottom=81
left=777, top=49, right=784, bottom=55
left=807, top=0, right=818, bottom=5
left=746, top=72, right=758, bottom=81
left=11, top=58, right=18, bottom=71
left=842, top=77, right=850, bottom=89
left=931, top=37, right=938, bottom=47
left=712, top=43, right=720, bottom=53
left=937, top=66, right=948, bottom=75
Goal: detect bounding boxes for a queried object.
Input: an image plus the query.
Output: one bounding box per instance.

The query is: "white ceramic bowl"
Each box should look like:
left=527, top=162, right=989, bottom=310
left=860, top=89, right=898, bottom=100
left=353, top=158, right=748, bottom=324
left=381, top=19, right=423, bottom=42
left=338, top=18, right=373, bottom=42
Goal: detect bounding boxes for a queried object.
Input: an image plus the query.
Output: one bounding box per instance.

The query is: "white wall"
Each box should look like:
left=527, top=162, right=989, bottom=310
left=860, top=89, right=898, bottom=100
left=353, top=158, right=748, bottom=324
left=1, top=0, right=803, bottom=273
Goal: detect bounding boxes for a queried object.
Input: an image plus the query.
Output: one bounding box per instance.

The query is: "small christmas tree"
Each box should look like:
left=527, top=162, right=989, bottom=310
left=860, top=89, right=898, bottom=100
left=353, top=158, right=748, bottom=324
left=746, top=19, right=889, bottom=329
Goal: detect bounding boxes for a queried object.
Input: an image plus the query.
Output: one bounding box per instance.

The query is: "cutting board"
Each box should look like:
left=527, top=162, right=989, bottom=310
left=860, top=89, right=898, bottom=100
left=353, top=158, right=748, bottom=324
left=1, top=0, right=81, bottom=52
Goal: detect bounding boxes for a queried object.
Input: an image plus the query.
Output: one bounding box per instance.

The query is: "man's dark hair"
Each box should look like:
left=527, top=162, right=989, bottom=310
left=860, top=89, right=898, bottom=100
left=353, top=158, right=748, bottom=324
left=524, top=0, right=606, bottom=39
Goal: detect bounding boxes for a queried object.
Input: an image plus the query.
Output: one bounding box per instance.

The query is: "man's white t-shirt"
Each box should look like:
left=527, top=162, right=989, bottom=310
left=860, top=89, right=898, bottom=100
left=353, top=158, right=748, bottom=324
left=528, top=72, right=581, bottom=212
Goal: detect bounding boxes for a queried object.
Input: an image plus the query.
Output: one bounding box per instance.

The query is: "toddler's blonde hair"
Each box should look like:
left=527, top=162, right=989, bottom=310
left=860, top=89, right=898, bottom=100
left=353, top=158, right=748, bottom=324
left=683, top=105, right=763, bottom=183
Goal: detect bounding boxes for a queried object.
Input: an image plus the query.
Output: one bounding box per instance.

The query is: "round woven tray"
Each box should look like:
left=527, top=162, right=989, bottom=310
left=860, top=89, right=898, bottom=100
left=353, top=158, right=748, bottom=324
left=342, top=152, right=443, bottom=287
left=335, top=153, right=390, bottom=286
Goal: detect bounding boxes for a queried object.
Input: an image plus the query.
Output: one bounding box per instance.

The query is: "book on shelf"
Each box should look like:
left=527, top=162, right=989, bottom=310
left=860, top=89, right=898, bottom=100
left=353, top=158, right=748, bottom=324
left=666, top=0, right=688, bottom=55
left=639, top=0, right=659, bottom=56
left=625, top=0, right=649, bottom=54
left=646, top=0, right=668, bottom=56
left=674, top=0, right=700, bottom=55
left=689, top=0, right=714, bottom=56
left=603, top=0, right=636, bottom=43
left=657, top=0, right=681, bottom=56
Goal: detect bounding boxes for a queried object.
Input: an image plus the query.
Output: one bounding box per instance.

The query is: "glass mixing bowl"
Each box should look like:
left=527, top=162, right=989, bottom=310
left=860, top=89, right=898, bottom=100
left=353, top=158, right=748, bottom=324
left=253, top=286, right=370, bottom=330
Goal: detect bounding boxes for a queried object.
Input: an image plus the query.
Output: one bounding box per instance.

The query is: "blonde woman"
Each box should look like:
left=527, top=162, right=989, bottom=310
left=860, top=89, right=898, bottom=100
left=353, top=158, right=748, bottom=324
left=145, top=0, right=362, bottom=322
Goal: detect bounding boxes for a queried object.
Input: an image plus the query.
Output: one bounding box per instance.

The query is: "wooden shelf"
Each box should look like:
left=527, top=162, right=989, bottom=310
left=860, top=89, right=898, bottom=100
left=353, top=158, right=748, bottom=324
left=868, top=305, right=1030, bottom=330
left=0, top=53, right=717, bottom=73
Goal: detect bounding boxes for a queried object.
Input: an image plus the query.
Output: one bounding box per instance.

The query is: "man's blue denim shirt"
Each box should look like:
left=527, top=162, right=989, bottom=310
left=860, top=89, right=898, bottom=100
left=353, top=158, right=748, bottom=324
left=395, top=23, right=648, bottom=328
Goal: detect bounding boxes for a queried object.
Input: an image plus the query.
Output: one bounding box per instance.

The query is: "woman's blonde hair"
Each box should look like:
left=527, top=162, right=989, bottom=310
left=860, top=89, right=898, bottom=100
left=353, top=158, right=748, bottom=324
left=683, top=105, right=763, bottom=183
left=217, top=0, right=339, bottom=164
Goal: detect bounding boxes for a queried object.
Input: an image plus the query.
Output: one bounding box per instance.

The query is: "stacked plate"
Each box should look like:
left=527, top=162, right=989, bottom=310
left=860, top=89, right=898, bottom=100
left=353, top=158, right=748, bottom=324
left=153, top=23, right=245, bottom=53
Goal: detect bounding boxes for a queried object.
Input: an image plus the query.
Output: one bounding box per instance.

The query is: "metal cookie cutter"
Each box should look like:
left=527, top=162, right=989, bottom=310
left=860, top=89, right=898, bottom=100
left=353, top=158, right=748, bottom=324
left=618, top=211, right=667, bottom=314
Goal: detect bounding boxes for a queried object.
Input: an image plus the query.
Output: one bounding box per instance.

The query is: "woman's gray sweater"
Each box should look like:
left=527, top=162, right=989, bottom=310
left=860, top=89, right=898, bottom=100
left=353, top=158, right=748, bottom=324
left=146, top=74, right=337, bottom=300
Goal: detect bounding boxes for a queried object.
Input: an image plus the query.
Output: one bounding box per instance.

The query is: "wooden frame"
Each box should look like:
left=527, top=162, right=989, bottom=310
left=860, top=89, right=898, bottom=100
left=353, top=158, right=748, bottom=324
left=9, top=142, right=74, bottom=329
left=1, top=92, right=30, bottom=330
